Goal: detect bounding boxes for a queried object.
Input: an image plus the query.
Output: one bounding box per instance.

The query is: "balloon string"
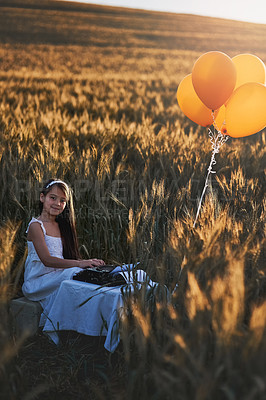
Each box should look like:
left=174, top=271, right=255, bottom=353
left=193, top=114, right=229, bottom=228
left=178, top=115, right=229, bottom=282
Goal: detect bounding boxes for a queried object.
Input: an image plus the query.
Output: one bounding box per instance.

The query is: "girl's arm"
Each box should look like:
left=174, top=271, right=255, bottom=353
left=28, top=222, right=105, bottom=269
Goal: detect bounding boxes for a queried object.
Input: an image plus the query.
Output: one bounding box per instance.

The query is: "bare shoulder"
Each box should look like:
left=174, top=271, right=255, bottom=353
left=27, top=221, right=44, bottom=241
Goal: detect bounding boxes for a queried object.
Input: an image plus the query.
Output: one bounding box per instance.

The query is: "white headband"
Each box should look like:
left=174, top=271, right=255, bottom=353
left=45, top=180, right=68, bottom=189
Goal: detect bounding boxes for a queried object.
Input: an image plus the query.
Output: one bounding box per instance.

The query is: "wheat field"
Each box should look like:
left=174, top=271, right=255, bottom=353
left=0, top=1, right=265, bottom=399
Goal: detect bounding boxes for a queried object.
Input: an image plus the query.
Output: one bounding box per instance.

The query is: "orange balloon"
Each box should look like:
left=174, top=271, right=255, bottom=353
left=177, top=74, right=217, bottom=127
left=214, top=105, right=227, bottom=134
left=226, top=82, right=266, bottom=138
left=232, top=54, right=266, bottom=89
left=192, top=51, right=236, bottom=110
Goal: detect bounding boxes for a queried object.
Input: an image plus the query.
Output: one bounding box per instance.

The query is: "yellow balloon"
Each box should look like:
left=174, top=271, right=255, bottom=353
left=192, top=51, right=236, bottom=110
left=226, top=82, right=266, bottom=138
left=232, top=54, right=266, bottom=89
left=177, top=74, right=217, bottom=127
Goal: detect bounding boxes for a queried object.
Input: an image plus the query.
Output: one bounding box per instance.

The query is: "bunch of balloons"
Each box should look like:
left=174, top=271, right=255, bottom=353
left=177, top=51, right=266, bottom=138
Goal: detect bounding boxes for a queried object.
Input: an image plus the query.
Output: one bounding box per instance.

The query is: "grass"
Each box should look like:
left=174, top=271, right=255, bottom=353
left=0, top=0, right=265, bottom=399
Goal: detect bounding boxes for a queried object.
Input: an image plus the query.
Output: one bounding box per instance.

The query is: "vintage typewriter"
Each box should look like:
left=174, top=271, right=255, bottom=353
left=73, top=265, right=127, bottom=286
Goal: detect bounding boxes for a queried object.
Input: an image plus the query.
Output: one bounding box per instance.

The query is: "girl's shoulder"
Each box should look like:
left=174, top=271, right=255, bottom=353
left=26, top=217, right=46, bottom=236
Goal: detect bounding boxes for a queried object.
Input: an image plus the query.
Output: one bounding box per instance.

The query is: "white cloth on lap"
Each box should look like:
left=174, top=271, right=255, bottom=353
left=42, top=280, right=124, bottom=352
left=42, top=269, right=158, bottom=352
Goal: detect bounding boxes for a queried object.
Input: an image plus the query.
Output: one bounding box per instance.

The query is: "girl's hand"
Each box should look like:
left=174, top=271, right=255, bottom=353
left=79, top=259, right=105, bottom=269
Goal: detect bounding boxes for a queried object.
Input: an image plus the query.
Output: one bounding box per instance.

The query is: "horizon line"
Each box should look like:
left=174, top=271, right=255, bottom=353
left=58, top=0, right=266, bottom=25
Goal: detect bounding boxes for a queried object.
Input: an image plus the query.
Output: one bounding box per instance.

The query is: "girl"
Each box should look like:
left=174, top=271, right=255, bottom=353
left=22, top=179, right=105, bottom=323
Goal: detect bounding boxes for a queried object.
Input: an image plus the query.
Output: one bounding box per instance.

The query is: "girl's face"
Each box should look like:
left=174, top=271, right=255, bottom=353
left=40, top=186, right=67, bottom=218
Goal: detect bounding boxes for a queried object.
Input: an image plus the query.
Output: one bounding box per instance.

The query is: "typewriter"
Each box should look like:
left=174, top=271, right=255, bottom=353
left=73, top=265, right=127, bottom=286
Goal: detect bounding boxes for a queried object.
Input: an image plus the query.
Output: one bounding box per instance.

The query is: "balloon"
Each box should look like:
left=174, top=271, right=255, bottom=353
left=214, top=105, right=227, bottom=134
left=177, top=74, right=217, bottom=127
left=226, top=82, right=266, bottom=138
left=232, top=54, right=266, bottom=89
left=192, top=51, right=236, bottom=110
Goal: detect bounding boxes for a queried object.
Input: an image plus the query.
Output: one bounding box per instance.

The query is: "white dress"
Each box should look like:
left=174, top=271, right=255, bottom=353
left=22, top=217, right=82, bottom=325
left=22, top=218, right=161, bottom=341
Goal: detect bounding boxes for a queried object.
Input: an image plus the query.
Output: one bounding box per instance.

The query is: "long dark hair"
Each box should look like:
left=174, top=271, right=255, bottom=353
left=40, top=179, right=80, bottom=260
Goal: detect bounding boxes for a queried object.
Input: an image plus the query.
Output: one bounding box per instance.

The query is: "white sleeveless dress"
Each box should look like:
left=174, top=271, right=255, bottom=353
left=22, top=218, right=161, bottom=332
left=22, top=217, right=82, bottom=325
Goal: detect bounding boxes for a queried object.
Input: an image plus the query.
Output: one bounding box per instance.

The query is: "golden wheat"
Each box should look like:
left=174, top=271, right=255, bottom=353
left=0, top=1, right=265, bottom=399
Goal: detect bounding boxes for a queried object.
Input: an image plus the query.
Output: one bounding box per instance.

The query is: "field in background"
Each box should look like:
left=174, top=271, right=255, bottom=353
left=0, top=1, right=265, bottom=399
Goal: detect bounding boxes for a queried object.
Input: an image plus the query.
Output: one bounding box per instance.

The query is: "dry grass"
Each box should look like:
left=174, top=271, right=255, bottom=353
left=0, top=1, right=265, bottom=399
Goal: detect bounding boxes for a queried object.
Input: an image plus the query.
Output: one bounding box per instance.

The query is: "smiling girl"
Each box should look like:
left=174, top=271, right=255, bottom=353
left=22, top=179, right=105, bottom=317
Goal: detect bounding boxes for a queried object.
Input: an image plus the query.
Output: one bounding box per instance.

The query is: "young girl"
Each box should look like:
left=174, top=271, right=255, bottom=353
left=22, top=179, right=105, bottom=321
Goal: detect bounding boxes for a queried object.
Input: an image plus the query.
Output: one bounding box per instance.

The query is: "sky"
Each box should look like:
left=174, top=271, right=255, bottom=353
left=62, top=0, right=266, bottom=24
